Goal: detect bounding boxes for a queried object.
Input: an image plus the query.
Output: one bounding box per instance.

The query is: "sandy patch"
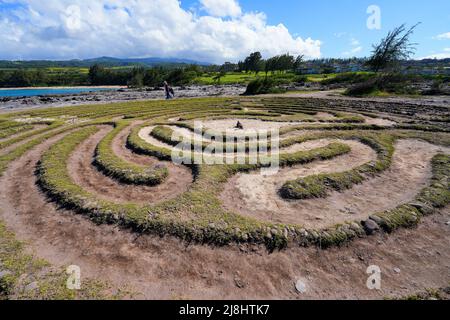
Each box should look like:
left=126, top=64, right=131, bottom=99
left=221, top=139, right=450, bottom=228
left=362, top=116, right=396, bottom=126
left=200, top=119, right=305, bottom=132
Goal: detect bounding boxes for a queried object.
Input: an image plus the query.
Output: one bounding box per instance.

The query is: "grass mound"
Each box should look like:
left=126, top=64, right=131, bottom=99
left=280, top=134, right=394, bottom=199
left=94, top=121, right=168, bottom=185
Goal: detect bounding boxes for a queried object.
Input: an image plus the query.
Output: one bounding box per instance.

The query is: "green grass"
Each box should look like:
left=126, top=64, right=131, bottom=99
left=194, top=71, right=338, bottom=85
left=1, top=95, right=447, bottom=299
left=94, top=121, right=168, bottom=185
left=0, top=124, right=34, bottom=139
left=279, top=133, right=395, bottom=200
left=0, top=95, right=448, bottom=254
left=37, top=123, right=358, bottom=250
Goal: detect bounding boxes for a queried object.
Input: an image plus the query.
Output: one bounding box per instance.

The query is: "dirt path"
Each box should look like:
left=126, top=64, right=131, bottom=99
left=0, top=133, right=448, bottom=299
left=221, top=140, right=450, bottom=228
left=68, top=126, right=193, bottom=205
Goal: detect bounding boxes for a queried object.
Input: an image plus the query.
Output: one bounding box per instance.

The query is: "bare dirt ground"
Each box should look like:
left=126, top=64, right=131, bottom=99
left=0, top=132, right=449, bottom=299
left=200, top=118, right=395, bottom=133
left=0, top=85, right=247, bottom=112
left=68, top=126, right=193, bottom=205
left=221, top=140, right=450, bottom=228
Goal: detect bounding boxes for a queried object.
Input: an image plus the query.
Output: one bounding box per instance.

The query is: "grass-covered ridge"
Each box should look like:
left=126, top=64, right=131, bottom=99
left=35, top=124, right=450, bottom=250
left=94, top=121, right=168, bottom=185
left=0, top=95, right=448, bottom=253
left=36, top=124, right=357, bottom=249
left=279, top=134, right=395, bottom=199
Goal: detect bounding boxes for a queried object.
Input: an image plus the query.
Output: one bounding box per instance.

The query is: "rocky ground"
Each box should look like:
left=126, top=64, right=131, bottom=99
left=0, top=85, right=247, bottom=111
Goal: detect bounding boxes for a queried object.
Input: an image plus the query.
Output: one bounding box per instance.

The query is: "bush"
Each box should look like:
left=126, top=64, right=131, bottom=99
left=321, top=72, right=375, bottom=86
left=345, top=73, right=419, bottom=96
left=244, top=78, right=286, bottom=95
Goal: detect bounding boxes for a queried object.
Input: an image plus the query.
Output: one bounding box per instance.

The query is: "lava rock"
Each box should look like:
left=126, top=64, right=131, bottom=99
left=362, top=219, right=380, bottom=235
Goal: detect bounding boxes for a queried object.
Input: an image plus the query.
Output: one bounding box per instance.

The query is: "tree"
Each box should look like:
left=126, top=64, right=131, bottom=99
left=366, top=23, right=420, bottom=72
left=213, top=71, right=227, bottom=84
left=264, top=56, right=278, bottom=77
left=220, top=62, right=237, bottom=73
left=88, top=64, right=104, bottom=85
left=293, top=55, right=304, bottom=72
left=276, top=54, right=295, bottom=72
left=143, top=68, right=163, bottom=87
left=243, top=52, right=263, bottom=74
left=128, top=66, right=145, bottom=88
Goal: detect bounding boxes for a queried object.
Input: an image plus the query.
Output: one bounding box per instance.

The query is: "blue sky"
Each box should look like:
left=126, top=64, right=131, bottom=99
left=185, top=0, right=450, bottom=59
left=0, top=0, right=449, bottom=62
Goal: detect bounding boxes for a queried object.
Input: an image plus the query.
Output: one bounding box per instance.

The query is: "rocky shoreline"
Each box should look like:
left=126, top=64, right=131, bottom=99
left=0, top=85, right=247, bottom=111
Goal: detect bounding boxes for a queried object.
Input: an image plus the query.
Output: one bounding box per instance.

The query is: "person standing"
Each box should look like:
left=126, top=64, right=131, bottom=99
left=164, top=81, right=174, bottom=99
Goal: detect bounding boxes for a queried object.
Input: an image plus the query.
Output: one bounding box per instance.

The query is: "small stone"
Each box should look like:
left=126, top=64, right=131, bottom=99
left=349, top=222, right=363, bottom=232
left=234, top=276, right=245, bottom=289
left=24, top=281, right=39, bottom=292
left=295, top=279, right=307, bottom=294
left=362, top=219, right=380, bottom=235
left=445, top=221, right=450, bottom=226
left=393, top=268, right=401, bottom=274
left=369, top=215, right=383, bottom=225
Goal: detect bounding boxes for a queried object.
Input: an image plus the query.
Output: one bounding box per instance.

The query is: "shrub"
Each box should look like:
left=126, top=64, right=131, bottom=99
left=345, top=73, right=419, bottom=96
left=244, top=78, right=286, bottom=95
left=321, top=72, right=375, bottom=85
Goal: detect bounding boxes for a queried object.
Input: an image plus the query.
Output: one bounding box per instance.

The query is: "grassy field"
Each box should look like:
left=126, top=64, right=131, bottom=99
left=194, top=71, right=338, bottom=85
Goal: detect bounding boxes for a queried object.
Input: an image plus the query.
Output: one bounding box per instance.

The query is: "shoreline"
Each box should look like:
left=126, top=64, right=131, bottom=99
left=0, top=84, right=247, bottom=112
left=0, top=85, right=127, bottom=91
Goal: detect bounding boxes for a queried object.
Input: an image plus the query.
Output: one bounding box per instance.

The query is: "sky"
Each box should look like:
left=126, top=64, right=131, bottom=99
left=0, top=0, right=449, bottom=63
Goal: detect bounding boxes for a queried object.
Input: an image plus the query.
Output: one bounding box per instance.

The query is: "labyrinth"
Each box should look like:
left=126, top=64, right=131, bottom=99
left=0, top=96, right=449, bottom=298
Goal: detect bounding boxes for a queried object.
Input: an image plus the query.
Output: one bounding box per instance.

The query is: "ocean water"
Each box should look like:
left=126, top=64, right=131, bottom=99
left=0, top=87, right=116, bottom=98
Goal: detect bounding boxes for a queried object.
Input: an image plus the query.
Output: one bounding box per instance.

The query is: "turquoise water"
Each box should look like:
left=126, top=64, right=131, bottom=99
left=0, top=87, right=116, bottom=98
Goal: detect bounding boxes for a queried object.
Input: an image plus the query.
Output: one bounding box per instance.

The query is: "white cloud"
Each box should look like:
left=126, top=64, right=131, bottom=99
left=342, top=37, right=362, bottom=57
left=434, top=32, right=450, bottom=40
left=342, top=46, right=362, bottom=56
left=350, top=38, right=360, bottom=46
left=200, top=0, right=242, bottom=17
left=420, top=47, right=450, bottom=59
left=0, top=0, right=321, bottom=63
left=420, top=52, right=450, bottom=59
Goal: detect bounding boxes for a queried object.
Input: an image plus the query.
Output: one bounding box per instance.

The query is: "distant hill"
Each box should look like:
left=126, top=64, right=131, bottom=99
left=0, top=57, right=212, bottom=69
